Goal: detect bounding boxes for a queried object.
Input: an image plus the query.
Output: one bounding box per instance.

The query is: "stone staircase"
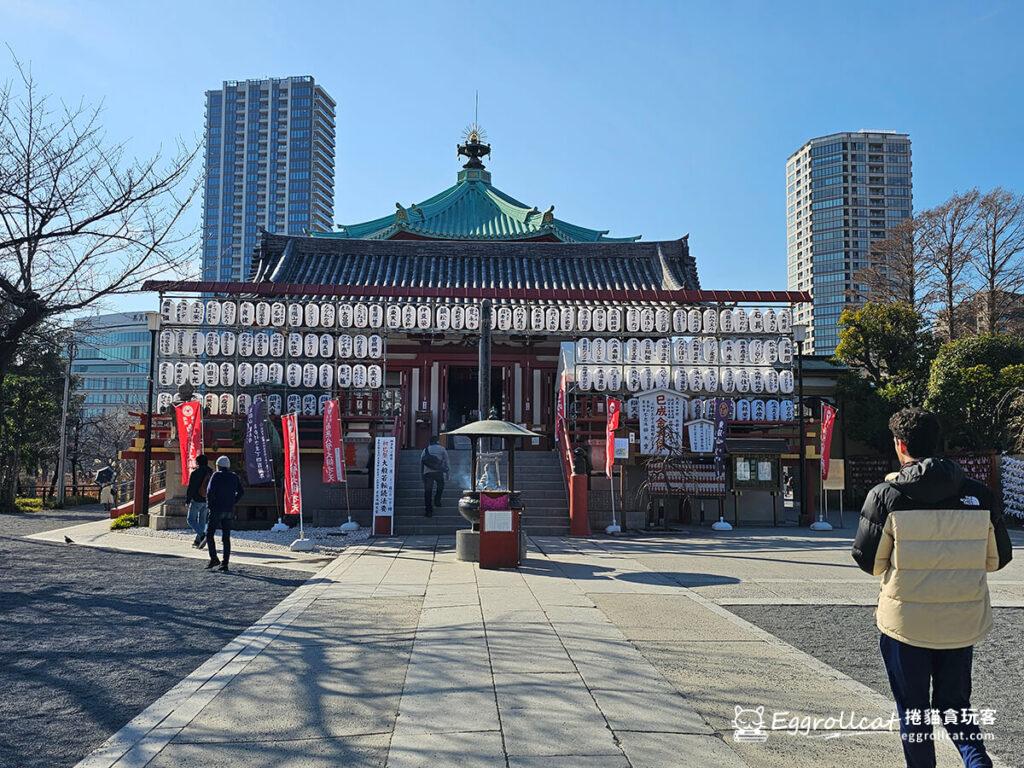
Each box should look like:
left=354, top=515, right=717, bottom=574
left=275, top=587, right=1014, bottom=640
left=393, top=448, right=570, bottom=536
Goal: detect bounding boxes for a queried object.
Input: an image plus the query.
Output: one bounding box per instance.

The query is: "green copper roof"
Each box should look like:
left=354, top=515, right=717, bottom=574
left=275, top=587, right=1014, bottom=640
left=318, top=166, right=640, bottom=243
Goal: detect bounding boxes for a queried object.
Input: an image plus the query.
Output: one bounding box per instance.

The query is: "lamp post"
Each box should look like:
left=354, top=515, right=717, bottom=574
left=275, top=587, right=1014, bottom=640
left=140, top=311, right=160, bottom=523
left=55, top=338, right=76, bottom=508
left=792, top=323, right=808, bottom=526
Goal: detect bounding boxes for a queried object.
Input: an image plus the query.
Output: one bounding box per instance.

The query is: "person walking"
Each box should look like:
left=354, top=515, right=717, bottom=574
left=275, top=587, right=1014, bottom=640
left=852, top=408, right=1012, bottom=768
left=205, top=455, right=244, bottom=572
left=185, top=454, right=213, bottom=548
left=420, top=436, right=449, bottom=517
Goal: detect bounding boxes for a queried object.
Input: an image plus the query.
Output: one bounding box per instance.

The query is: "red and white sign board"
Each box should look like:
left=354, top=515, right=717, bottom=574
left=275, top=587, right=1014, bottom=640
left=174, top=401, right=203, bottom=485
left=372, top=436, right=396, bottom=535
left=322, top=399, right=346, bottom=485
left=282, top=412, right=303, bottom=517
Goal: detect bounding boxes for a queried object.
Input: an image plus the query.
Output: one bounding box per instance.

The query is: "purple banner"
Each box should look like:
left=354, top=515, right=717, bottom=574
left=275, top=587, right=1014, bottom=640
left=712, top=398, right=730, bottom=469
left=244, top=398, right=275, bottom=485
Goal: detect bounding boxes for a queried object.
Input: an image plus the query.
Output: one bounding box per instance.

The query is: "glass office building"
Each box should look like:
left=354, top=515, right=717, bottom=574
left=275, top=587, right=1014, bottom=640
left=72, top=312, right=154, bottom=418
left=786, top=131, right=912, bottom=354
left=201, top=76, right=336, bottom=282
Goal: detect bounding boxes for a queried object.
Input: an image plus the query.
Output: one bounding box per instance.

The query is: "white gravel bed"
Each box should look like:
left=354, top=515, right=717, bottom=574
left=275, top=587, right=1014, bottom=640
left=122, top=524, right=371, bottom=556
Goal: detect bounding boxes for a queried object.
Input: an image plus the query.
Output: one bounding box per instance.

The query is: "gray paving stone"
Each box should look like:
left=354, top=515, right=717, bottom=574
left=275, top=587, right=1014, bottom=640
left=494, top=672, right=595, bottom=713
left=386, top=729, right=505, bottom=767
left=615, top=731, right=748, bottom=768
left=590, top=688, right=712, bottom=734
left=149, top=733, right=390, bottom=767
left=508, top=756, right=630, bottom=768
left=501, top=706, right=620, bottom=757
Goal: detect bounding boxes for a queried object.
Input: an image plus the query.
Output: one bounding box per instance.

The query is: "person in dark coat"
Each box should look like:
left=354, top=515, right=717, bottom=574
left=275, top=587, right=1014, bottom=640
left=205, top=455, right=244, bottom=572
left=185, top=454, right=213, bottom=548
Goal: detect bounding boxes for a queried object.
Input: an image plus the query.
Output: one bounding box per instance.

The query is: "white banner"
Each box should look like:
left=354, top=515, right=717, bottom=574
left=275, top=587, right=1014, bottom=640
left=372, top=436, right=396, bottom=534
left=638, top=389, right=685, bottom=455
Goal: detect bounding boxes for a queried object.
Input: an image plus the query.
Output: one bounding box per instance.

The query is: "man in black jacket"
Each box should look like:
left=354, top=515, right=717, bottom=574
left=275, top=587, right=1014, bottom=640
left=185, top=454, right=213, bottom=548
left=205, top=455, right=244, bottom=572
left=852, top=408, right=1012, bottom=768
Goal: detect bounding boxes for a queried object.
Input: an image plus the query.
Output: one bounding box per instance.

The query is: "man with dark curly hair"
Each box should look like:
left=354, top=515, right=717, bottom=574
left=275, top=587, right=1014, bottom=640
left=852, top=407, right=1012, bottom=768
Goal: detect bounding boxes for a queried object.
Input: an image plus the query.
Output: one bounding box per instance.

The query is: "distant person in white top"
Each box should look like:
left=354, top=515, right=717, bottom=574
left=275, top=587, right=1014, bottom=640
left=420, top=436, right=449, bottom=517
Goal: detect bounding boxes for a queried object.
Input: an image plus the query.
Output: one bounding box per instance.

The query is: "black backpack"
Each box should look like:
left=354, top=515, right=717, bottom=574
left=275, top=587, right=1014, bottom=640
left=421, top=448, right=444, bottom=472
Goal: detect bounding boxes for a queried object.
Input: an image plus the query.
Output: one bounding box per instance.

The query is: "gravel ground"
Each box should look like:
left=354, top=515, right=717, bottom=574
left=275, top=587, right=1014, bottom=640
left=0, top=506, right=308, bottom=768
left=731, top=604, right=1024, bottom=766
left=123, top=522, right=370, bottom=556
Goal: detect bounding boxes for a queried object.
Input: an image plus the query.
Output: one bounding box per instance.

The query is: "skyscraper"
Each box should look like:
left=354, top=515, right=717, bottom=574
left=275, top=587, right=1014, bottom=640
left=72, top=312, right=154, bottom=418
left=201, top=76, right=336, bottom=282
left=786, top=131, right=912, bottom=354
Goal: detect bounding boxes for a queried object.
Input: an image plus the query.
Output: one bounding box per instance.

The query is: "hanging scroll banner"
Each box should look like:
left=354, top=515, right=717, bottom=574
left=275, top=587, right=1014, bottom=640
left=372, top=436, right=396, bottom=535
left=243, top=398, right=274, bottom=485
left=712, top=397, right=730, bottom=469
left=282, top=412, right=303, bottom=518
left=322, top=398, right=346, bottom=485
left=174, top=400, right=203, bottom=485
left=821, top=403, right=838, bottom=480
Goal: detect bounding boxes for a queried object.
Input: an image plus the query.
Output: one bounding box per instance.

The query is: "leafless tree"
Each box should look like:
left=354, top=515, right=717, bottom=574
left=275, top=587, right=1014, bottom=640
left=0, top=58, right=199, bottom=388
left=970, top=187, right=1024, bottom=335
left=920, top=190, right=980, bottom=341
left=852, top=216, right=935, bottom=316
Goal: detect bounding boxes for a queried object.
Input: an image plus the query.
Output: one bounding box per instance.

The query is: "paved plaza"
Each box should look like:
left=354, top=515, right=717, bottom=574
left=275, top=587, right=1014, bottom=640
left=44, top=522, right=1020, bottom=768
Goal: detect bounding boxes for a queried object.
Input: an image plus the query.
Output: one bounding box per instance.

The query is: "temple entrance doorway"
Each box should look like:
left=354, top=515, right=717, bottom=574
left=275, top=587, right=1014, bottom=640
left=445, top=365, right=502, bottom=432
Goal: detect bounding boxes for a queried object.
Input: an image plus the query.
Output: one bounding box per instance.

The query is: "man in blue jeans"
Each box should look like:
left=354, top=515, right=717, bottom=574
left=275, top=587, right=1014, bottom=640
left=852, top=409, right=1012, bottom=768
left=185, top=454, right=213, bottom=548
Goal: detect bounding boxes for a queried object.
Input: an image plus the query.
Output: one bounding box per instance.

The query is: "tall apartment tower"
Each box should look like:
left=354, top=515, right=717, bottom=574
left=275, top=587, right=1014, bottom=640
left=201, top=76, right=336, bottom=282
left=786, top=131, right=912, bottom=354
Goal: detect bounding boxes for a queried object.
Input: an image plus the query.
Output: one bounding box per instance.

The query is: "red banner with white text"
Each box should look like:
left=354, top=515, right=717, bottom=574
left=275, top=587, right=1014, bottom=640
left=174, top=401, right=203, bottom=485
left=821, top=403, right=838, bottom=480
left=606, top=397, right=622, bottom=478
left=282, top=412, right=303, bottom=517
left=322, top=399, right=346, bottom=485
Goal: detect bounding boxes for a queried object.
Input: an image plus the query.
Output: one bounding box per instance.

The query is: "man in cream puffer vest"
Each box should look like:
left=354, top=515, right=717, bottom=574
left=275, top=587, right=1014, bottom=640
left=853, top=408, right=1012, bottom=768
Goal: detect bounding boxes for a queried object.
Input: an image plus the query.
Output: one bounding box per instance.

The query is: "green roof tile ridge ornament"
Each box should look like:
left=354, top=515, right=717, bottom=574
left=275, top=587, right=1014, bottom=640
left=320, top=129, right=639, bottom=243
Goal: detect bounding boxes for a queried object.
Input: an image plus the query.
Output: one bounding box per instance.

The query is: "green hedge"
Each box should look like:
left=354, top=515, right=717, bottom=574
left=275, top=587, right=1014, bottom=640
left=110, top=513, right=138, bottom=530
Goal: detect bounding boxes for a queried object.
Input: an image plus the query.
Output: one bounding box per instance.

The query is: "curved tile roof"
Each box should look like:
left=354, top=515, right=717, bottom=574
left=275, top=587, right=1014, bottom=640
left=253, top=233, right=698, bottom=294
left=317, top=169, right=640, bottom=243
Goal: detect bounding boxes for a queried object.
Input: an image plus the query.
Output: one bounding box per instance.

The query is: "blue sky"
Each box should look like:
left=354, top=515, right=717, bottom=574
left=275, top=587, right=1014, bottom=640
left=2, top=0, right=1022, bottom=314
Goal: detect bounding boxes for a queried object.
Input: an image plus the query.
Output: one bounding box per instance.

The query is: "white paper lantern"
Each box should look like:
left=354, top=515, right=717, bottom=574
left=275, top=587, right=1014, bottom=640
left=238, top=301, right=255, bottom=326
left=576, top=307, right=592, bottom=332
left=541, top=307, right=557, bottom=332
left=318, top=363, right=334, bottom=388
left=416, top=305, right=432, bottom=330
left=287, top=394, right=301, bottom=414
left=655, top=308, right=671, bottom=334
left=285, top=332, right=301, bottom=357
left=205, top=300, right=222, bottom=326
left=763, top=339, right=778, bottom=364
left=640, top=308, right=656, bottom=333
left=158, top=362, right=174, bottom=386
left=221, top=301, right=238, bottom=325
left=765, top=368, right=780, bottom=393
left=368, top=304, right=384, bottom=329
left=593, top=366, right=607, bottom=392
left=687, top=308, right=702, bottom=334
left=577, top=366, right=592, bottom=391
left=591, top=337, right=607, bottom=363
left=640, top=338, right=656, bottom=363
left=160, top=298, right=175, bottom=323
left=236, top=394, right=251, bottom=415
left=625, top=307, right=641, bottom=333
left=220, top=362, right=235, bottom=387
left=269, top=333, right=285, bottom=357
left=749, top=308, right=764, bottom=333
left=779, top=369, right=795, bottom=394
left=221, top=331, right=237, bottom=357
left=320, top=303, right=336, bottom=328
left=238, top=362, right=253, bottom=386
left=626, top=366, right=642, bottom=392
left=255, top=301, right=271, bottom=326
left=287, top=303, right=303, bottom=327
left=254, top=333, right=270, bottom=358
left=624, top=338, right=640, bottom=363
left=318, top=394, right=330, bottom=415
left=352, top=364, right=367, bottom=388
left=671, top=337, right=687, bottom=364
left=303, top=333, right=318, bottom=358
left=435, top=305, right=451, bottom=330
left=286, top=363, right=302, bottom=388
left=189, top=362, right=203, bottom=386
left=302, top=363, right=317, bottom=388
left=268, top=363, right=283, bottom=385
left=158, top=330, right=176, bottom=356
left=672, top=309, right=687, bottom=333
left=688, top=368, right=704, bottom=392
left=219, top=393, right=234, bottom=415
left=778, top=337, right=793, bottom=364
left=778, top=308, right=793, bottom=333
left=703, top=368, right=718, bottom=391
left=654, top=366, right=670, bottom=389
left=720, top=339, right=735, bottom=364
left=701, top=337, right=718, bottom=364
left=337, top=334, right=352, bottom=358
left=722, top=367, right=736, bottom=393
left=254, top=363, right=269, bottom=385
left=606, top=338, right=622, bottom=363
left=353, top=334, right=368, bottom=359
left=736, top=399, right=751, bottom=421
left=575, top=338, right=591, bottom=363
left=655, top=338, right=670, bottom=364
left=736, top=368, right=750, bottom=393
left=337, top=364, right=352, bottom=388
left=689, top=398, right=704, bottom=421
left=592, top=307, right=607, bottom=332
left=702, top=308, right=718, bottom=333
left=640, top=367, right=655, bottom=391
left=203, top=331, right=219, bottom=357
left=368, top=334, right=383, bottom=358
left=750, top=369, right=765, bottom=394
left=450, top=305, right=465, bottom=330
left=749, top=339, right=764, bottom=365
left=765, top=399, right=780, bottom=422
left=719, top=308, right=734, bottom=333
left=268, top=394, right=282, bottom=415
left=188, top=300, right=205, bottom=325
left=347, top=303, right=364, bottom=328
left=733, top=308, right=748, bottom=332
left=238, top=332, right=254, bottom=357
left=763, top=309, right=778, bottom=333
left=339, top=304, right=355, bottom=328
left=606, top=308, right=622, bottom=333
left=204, top=362, right=219, bottom=387
left=753, top=399, right=767, bottom=421
left=607, top=367, right=622, bottom=391
left=383, top=304, right=399, bottom=330
left=204, top=393, right=218, bottom=414
left=508, top=305, right=525, bottom=331
left=735, top=339, right=749, bottom=364
left=304, top=303, right=320, bottom=328
left=495, top=306, right=511, bottom=331
left=672, top=367, right=688, bottom=391
left=466, top=305, right=480, bottom=330
left=319, top=334, right=334, bottom=358
left=174, top=362, right=188, bottom=386
left=780, top=399, right=795, bottom=421
left=271, top=302, right=286, bottom=327
left=367, top=364, right=383, bottom=389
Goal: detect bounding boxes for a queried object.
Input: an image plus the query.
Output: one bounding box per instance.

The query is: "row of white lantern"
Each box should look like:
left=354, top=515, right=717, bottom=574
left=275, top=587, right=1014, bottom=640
left=575, top=365, right=795, bottom=394
left=159, top=330, right=384, bottom=360
left=624, top=397, right=795, bottom=423
left=158, top=361, right=383, bottom=389
left=157, top=392, right=340, bottom=417
left=161, top=298, right=793, bottom=336
left=575, top=337, right=794, bottom=366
